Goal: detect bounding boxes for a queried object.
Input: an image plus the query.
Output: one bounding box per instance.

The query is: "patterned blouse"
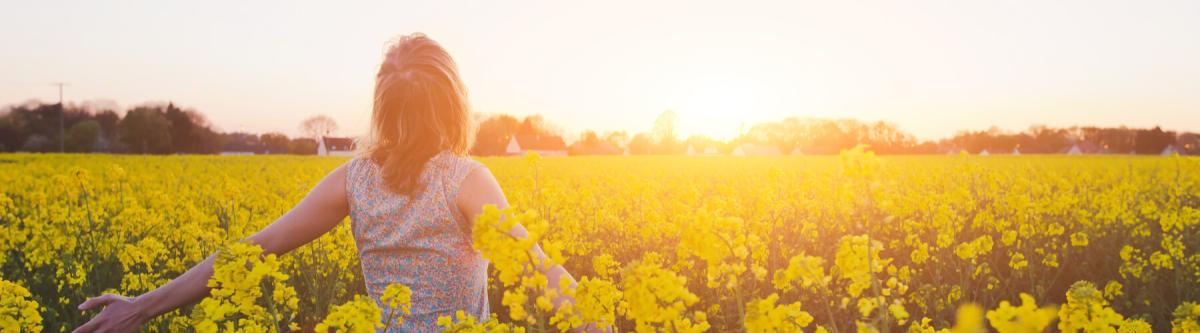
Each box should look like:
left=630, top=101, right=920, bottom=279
left=345, top=151, right=489, bottom=332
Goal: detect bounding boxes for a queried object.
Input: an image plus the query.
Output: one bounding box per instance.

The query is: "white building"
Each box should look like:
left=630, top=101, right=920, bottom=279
left=1161, top=144, right=1181, bottom=156
left=686, top=144, right=719, bottom=156
left=1066, top=144, right=1083, bottom=155
left=506, top=134, right=568, bottom=156
left=732, top=143, right=781, bottom=156
left=317, top=136, right=356, bottom=156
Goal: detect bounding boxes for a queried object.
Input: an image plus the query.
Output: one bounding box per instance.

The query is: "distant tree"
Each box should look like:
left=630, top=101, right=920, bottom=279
left=652, top=110, right=679, bottom=144
left=93, top=110, right=121, bottom=144
left=517, top=115, right=551, bottom=138
left=684, top=135, right=720, bottom=154
left=583, top=131, right=600, bottom=142
left=863, top=121, right=915, bottom=154
left=628, top=133, right=655, bottom=155
left=1026, top=125, right=1070, bottom=153
left=300, top=115, right=339, bottom=139
left=8, top=104, right=61, bottom=147
left=1178, top=133, right=1199, bottom=155
left=163, top=103, right=211, bottom=153
left=744, top=121, right=803, bottom=154
left=911, top=141, right=940, bottom=154
left=807, top=121, right=853, bottom=154
left=472, top=114, right=521, bottom=155
left=220, top=132, right=262, bottom=153
left=260, top=132, right=290, bottom=154
left=603, top=131, right=628, bottom=149
left=1134, top=126, right=1174, bottom=154
left=0, top=114, right=20, bottom=151
left=65, top=120, right=100, bottom=152
left=288, top=138, right=317, bottom=155
left=567, top=130, right=621, bottom=155
left=119, top=107, right=172, bottom=154
left=21, top=134, right=52, bottom=152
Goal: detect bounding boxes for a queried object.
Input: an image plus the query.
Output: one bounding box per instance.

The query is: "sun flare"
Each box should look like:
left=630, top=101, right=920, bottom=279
left=670, top=75, right=765, bottom=141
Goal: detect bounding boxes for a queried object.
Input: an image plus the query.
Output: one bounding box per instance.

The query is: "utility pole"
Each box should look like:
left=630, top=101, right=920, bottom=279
left=53, top=82, right=68, bottom=152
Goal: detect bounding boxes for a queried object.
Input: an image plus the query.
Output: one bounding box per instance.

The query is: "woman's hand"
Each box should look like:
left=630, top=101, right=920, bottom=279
left=72, top=294, right=149, bottom=333
left=70, top=164, right=350, bottom=332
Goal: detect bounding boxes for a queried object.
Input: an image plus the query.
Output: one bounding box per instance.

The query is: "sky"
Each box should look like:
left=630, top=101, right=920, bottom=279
left=2, top=0, right=1198, bottom=141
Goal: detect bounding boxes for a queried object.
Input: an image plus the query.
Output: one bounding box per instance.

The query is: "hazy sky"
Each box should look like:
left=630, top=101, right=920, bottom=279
left=3, top=1, right=1198, bottom=140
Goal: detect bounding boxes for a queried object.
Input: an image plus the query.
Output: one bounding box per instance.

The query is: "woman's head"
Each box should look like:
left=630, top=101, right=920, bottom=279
left=360, top=33, right=472, bottom=196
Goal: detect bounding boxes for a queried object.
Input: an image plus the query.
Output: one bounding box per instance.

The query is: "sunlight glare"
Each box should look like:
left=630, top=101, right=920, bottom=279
left=671, top=74, right=764, bottom=141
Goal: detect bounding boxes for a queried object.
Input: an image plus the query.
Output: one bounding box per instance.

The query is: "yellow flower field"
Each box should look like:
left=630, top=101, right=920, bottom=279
left=1, top=152, right=1198, bottom=332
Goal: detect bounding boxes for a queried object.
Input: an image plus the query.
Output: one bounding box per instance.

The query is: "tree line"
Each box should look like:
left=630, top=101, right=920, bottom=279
left=476, top=111, right=1198, bottom=156
left=0, top=101, right=334, bottom=155
left=2, top=100, right=1196, bottom=155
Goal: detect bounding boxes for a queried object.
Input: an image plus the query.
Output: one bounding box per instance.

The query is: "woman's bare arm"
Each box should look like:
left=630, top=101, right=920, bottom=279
left=457, top=167, right=607, bottom=332
left=73, top=164, right=351, bottom=333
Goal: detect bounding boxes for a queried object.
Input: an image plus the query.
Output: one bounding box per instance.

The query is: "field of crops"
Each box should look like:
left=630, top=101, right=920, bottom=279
left=1, top=152, right=1198, bottom=332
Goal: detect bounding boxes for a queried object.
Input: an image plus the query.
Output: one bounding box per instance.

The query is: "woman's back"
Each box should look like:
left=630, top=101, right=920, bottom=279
left=346, top=151, right=489, bottom=331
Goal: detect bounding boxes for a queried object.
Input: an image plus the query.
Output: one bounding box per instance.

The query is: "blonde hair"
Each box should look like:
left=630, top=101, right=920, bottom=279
left=359, top=33, right=473, bottom=197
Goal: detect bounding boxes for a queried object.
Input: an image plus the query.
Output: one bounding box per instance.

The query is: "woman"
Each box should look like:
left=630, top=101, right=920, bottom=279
left=73, top=33, right=579, bottom=332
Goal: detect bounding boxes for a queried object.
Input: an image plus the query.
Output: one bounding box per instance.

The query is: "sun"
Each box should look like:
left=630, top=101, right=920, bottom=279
left=669, top=75, right=764, bottom=141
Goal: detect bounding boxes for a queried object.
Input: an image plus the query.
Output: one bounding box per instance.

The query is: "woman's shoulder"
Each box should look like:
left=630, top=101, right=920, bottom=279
left=434, top=151, right=485, bottom=184
left=343, top=156, right=383, bottom=189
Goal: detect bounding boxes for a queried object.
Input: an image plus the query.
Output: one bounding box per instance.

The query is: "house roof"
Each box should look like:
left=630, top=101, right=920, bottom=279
left=733, top=143, right=781, bottom=155
left=1062, top=141, right=1102, bottom=154
left=1162, top=144, right=1181, bottom=155
left=512, top=134, right=567, bottom=151
left=321, top=137, right=356, bottom=151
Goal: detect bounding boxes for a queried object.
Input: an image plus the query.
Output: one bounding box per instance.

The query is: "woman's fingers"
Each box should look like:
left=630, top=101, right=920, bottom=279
left=78, top=293, right=122, bottom=310
left=70, top=317, right=102, bottom=333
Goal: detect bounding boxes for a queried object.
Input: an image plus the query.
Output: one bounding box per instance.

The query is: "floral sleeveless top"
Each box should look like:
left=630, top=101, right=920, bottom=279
left=345, top=151, right=489, bottom=332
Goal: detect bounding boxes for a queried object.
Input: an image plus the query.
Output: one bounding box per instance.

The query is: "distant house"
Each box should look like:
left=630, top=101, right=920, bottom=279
left=979, top=149, right=990, bottom=156
left=1065, top=145, right=1082, bottom=155
left=732, top=143, right=781, bottom=156
left=317, top=136, right=356, bottom=156
left=219, top=150, right=256, bottom=156
left=567, top=140, right=621, bottom=156
left=1063, top=141, right=1101, bottom=155
left=685, top=144, right=719, bottom=156
left=506, top=134, right=568, bottom=156
left=1161, top=144, right=1182, bottom=156
left=1012, top=147, right=1021, bottom=156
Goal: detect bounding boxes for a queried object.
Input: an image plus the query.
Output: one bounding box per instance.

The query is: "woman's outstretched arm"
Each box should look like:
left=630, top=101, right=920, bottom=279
left=457, top=167, right=607, bottom=332
left=73, top=164, right=351, bottom=333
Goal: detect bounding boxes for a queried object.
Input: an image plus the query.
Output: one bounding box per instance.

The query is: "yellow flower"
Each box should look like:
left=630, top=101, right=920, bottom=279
left=1009, top=252, right=1028, bottom=271
left=1070, top=232, right=1089, bottom=247
left=835, top=235, right=888, bottom=298
left=618, top=255, right=708, bottom=332
left=1173, top=302, right=1200, bottom=333
left=774, top=253, right=829, bottom=292
left=1058, top=281, right=1124, bottom=333
left=381, top=283, right=413, bottom=328
left=315, top=295, right=382, bottom=333
left=986, top=293, right=1058, bottom=333
left=744, top=293, right=813, bottom=332
left=0, top=278, right=42, bottom=332
left=190, top=242, right=297, bottom=330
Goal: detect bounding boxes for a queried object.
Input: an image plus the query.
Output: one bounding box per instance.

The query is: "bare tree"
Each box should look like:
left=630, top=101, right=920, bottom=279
left=652, top=110, right=678, bottom=143
left=300, top=115, right=339, bottom=139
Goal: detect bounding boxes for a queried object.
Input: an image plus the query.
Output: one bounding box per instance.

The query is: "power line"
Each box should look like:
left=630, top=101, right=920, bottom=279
left=52, top=82, right=69, bottom=153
